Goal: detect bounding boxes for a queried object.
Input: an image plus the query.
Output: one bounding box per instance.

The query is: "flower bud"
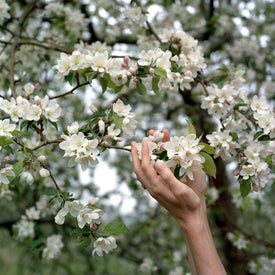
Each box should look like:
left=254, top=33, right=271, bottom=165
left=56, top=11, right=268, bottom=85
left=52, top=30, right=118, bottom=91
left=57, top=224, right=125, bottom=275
left=35, top=98, right=41, bottom=105
left=34, top=83, right=40, bottom=89
left=89, top=197, right=100, bottom=205
left=121, top=63, right=127, bottom=69
left=40, top=168, right=50, bottom=178
left=149, top=68, right=155, bottom=75
left=242, top=157, right=248, bottom=162
left=123, top=56, right=129, bottom=63
left=38, top=155, right=46, bottom=162
left=67, top=122, right=79, bottom=134
left=253, top=186, right=258, bottom=192
left=133, top=78, right=138, bottom=82
left=5, top=164, right=12, bottom=168
left=89, top=104, right=98, bottom=113
left=234, top=171, right=239, bottom=176
left=129, top=66, right=137, bottom=74
left=20, top=172, right=34, bottom=185
left=184, top=70, right=193, bottom=78
left=3, top=156, right=10, bottom=162
left=98, top=120, right=105, bottom=134
left=114, top=137, right=123, bottom=142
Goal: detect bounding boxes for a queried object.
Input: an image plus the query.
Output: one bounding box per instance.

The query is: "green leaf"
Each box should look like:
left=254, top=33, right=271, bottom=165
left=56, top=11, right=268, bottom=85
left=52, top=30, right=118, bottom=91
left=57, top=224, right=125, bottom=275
left=187, top=120, right=196, bottom=135
left=258, top=134, right=271, bottom=141
left=174, top=165, right=183, bottom=180
left=218, top=67, right=229, bottom=72
left=136, top=79, right=146, bottom=95
left=240, top=180, right=251, bottom=197
left=154, top=67, right=167, bottom=78
left=31, top=239, right=45, bottom=250
left=41, top=187, right=60, bottom=196
left=65, top=72, right=77, bottom=86
left=10, top=130, right=27, bottom=135
left=104, top=73, right=116, bottom=89
left=159, top=150, right=168, bottom=161
left=254, top=130, right=264, bottom=140
left=114, top=84, right=124, bottom=94
left=199, top=143, right=215, bottom=154
left=48, top=120, right=58, bottom=131
left=152, top=76, right=160, bottom=94
left=99, top=77, right=108, bottom=93
left=0, top=136, right=14, bottom=147
left=159, top=43, right=169, bottom=51
left=88, top=112, right=106, bottom=120
left=213, top=75, right=228, bottom=85
left=199, top=152, right=216, bottom=178
left=77, top=236, right=91, bottom=249
left=70, top=227, right=91, bottom=238
left=13, top=161, right=24, bottom=177
left=20, top=120, right=29, bottom=130
left=265, top=154, right=273, bottom=165
left=113, top=114, right=122, bottom=129
left=233, top=103, right=248, bottom=109
left=229, top=132, right=239, bottom=142
left=104, top=221, right=129, bottom=235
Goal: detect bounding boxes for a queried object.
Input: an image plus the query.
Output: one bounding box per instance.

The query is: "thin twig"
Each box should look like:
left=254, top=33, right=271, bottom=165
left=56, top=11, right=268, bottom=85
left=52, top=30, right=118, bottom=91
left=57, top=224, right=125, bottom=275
left=99, top=144, right=131, bottom=152
left=133, top=0, right=162, bottom=43
left=49, top=81, right=90, bottom=100
left=32, top=139, right=64, bottom=151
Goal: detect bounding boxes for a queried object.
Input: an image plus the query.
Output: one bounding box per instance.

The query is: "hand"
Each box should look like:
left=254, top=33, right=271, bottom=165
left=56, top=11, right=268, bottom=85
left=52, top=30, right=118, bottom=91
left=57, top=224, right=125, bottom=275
left=131, top=129, right=207, bottom=228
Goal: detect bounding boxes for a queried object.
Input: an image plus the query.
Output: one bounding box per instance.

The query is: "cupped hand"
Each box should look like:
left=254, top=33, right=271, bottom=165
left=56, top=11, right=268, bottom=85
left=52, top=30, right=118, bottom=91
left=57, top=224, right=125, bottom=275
left=131, top=130, right=207, bottom=226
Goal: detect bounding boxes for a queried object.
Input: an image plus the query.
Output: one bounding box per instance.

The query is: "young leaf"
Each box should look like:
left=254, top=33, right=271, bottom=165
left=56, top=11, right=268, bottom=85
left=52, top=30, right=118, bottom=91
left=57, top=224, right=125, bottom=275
left=41, top=187, right=60, bottom=196
left=136, top=79, right=146, bottom=95
left=99, top=77, right=108, bottom=93
left=0, top=136, right=14, bottom=147
left=104, top=221, right=129, bottom=235
left=152, top=76, right=160, bottom=94
left=154, top=67, right=167, bottom=78
left=199, top=152, right=216, bottom=178
left=229, top=132, right=239, bottom=142
left=10, top=130, right=27, bottom=135
left=77, top=236, right=91, bottom=249
left=187, top=120, right=196, bottom=135
left=198, top=143, right=215, bottom=154
left=13, top=161, right=24, bottom=177
left=240, top=180, right=251, bottom=197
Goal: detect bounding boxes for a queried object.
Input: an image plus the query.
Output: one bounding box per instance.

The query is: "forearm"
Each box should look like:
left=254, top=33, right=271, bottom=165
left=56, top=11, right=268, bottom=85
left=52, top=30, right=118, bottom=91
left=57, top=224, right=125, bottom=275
left=178, top=210, right=227, bottom=275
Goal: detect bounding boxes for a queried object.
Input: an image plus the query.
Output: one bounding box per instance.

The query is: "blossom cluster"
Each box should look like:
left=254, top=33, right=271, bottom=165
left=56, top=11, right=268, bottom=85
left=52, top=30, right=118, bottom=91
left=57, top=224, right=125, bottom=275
left=226, top=232, right=249, bottom=250
left=0, top=0, right=10, bottom=24
left=55, top=199, right=117, bottom=257
left=136, top=130, right=205, bottom=181
left=0, top=95, right=62, bottom=123
left=59, top=122, right=100, bottom=171
left=45, top=3, right=89, bottom=36
left=42, top=234, right=64, bottom=260
left=54, top=29, right=206, bottom=94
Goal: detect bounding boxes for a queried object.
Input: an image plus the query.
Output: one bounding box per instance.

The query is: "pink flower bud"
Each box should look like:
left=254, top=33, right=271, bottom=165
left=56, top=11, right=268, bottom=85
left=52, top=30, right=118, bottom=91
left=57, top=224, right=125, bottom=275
left=242, top=165, right=247, bottom=169
left=21, top=86, right=25, bottom=91
left=34, top=83, right=39, bottom=89
left=108, top=132, right=115, bottom=139
left=133, top=78, right=138, bottom=83
left=98, top=120, right=105, bottom=134
left=234, top=171, right=239, bottom=176
left=107, top=103, right=113, bottom=109
left=5, top=164, right=12, bottom=168
left=160, top=143, right=165, bottom=150
left=115, top=137, right=123, bottom=142
left=92, top=223, right=97, bottom=229
left=40, top=168, right=50, bottom=178
left=239, top=180, right=242, bottom=184
left=129, top=66, right=137, bottom=74
left=123, top=56, right=129, bottom=63
left=227, top=110, right=232, bottom=114
left=35, top=98, right=41, bottom=105
left=242, top=157, right=248, bottom=162
left=38, top=155, right=46, bottom=162
left=3, top=156, right=10, bottom=162
left=253, top=186, right=258, bottom=192
left=89, top=197, right=100, bottom=205
left=234, top=95, right=238, bottom=99
left=126, top=71, right=132, bottom=76
left=149, top=68, right=155, bottom=75
left=84, top=42, right=89, bottom=46
left=224, top=99, right=228, bottom=103
left=121, top=63, right=127, bottom=69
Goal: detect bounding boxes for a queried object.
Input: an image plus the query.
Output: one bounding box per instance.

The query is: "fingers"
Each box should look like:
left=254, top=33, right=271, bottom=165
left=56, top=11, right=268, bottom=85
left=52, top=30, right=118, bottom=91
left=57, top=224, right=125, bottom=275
left=162, top=129, right=170, bottom=142
left=155, top=161, right=188, bottom=195
left=149, top=129, right=155, bottom=136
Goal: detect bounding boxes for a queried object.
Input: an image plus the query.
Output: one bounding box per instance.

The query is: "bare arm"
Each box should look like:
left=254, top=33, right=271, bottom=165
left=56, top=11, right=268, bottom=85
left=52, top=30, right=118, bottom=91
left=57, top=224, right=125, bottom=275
left=131, top=137, right=227, bottom=275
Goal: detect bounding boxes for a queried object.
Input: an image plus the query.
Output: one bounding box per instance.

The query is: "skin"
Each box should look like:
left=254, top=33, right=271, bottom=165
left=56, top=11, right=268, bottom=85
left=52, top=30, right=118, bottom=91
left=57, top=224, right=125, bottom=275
left=131, top=129, right=227, bottom=275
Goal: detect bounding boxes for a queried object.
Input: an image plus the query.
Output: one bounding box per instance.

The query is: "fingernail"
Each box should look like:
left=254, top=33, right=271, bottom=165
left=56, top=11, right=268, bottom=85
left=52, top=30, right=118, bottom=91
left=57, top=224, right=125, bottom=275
left=156, top=162, right=165, bottom=172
